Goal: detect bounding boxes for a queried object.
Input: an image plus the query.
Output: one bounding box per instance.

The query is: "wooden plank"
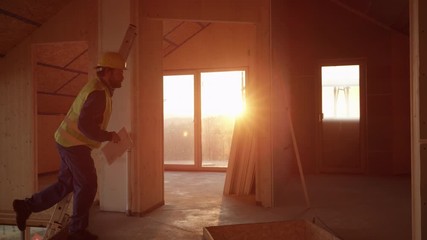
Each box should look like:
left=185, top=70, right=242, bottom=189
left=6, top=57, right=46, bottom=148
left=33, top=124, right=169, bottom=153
left=238, top=128, right=250, bottom=195
left=288, top=109, right=311, bottom=208
left=224, top=120, right=242, bottom=194
left=224, top=118, right=256, bottom=195
left=413, top=0, right=426, bottom=239
left=243, top=137, right=256, bottom=195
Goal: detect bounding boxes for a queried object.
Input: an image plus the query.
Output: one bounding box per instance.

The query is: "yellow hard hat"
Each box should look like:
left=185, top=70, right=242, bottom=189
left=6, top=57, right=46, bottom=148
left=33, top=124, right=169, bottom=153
left=97, top=52, right=126, bottom=70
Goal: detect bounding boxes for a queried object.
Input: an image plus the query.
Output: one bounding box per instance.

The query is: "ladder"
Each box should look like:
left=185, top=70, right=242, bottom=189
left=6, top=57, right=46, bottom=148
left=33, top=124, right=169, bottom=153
left=43, top=193, right=73, bottom=239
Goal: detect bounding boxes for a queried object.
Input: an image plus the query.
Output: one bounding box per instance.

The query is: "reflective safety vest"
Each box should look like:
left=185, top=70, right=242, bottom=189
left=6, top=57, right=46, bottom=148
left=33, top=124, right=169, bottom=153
left=55, top=78, right=112, bottom=149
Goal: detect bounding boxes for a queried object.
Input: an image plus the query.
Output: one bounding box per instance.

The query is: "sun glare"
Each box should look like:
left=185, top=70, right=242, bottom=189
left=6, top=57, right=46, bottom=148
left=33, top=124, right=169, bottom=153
left=201, top=71, right=245, bottom=118
left=163, top=71, right=246, bottom=118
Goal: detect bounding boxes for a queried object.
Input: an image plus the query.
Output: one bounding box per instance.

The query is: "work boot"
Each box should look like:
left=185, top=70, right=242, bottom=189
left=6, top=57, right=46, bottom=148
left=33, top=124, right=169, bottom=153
left=12, top=199, right=32, bottom=231
left=67, top=230, right=98, bottom=240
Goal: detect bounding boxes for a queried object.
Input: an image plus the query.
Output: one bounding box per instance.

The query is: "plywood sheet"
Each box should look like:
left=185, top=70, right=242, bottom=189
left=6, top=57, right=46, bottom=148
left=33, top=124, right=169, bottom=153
left=35, top=42, right=88, bottom=67
left=203, top=220, right=340, bottom=240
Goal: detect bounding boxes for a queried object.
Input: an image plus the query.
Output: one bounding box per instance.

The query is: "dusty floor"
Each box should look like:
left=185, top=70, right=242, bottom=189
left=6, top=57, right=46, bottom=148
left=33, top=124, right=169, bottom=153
left=85, top=171, right=411, bottom=240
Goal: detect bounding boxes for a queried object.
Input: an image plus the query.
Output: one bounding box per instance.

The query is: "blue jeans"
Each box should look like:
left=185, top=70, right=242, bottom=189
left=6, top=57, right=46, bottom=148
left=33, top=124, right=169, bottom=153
left=27, top=143, right=97, bottom=233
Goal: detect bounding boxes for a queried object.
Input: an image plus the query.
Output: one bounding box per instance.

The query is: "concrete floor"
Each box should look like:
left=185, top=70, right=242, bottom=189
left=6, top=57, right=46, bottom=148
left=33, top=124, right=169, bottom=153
left=87, top=172, right=411, bottom=240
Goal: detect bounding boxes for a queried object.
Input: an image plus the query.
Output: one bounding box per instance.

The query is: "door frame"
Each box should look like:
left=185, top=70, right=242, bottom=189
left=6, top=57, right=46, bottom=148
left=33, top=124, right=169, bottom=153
left=315, top=58, right=367, bottom=173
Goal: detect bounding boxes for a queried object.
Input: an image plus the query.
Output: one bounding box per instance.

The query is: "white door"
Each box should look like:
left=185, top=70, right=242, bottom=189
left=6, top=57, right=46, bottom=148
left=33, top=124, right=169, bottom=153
left=318, top=63, right=366, bottom=173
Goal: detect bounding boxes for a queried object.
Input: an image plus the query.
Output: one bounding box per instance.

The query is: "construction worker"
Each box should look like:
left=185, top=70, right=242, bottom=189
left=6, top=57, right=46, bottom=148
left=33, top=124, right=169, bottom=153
left=13, top=52, right=126, bottom=240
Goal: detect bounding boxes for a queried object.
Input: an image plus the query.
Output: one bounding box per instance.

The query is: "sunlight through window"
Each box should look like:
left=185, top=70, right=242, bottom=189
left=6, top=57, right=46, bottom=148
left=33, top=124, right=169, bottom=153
left=321, top=65, right=360, bottom=120
left=201, top=71, right=246, bottom=167
left=201, top=71, right=246, bottom=118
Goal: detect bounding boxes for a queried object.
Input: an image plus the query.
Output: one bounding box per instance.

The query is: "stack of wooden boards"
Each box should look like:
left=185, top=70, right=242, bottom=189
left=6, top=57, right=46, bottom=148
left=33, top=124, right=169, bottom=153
left=223, top=109, right=310, bottom=208
left=223, top=118, right=256, bottom=195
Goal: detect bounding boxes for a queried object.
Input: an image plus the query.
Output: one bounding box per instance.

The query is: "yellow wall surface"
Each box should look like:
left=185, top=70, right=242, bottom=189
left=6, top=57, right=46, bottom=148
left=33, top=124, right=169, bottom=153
left=0, top=0, right=98, bottom=211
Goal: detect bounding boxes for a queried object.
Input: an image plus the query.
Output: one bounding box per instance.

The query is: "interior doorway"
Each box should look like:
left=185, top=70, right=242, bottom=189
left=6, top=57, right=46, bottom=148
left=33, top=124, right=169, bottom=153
left=317, top=61, right=366, bottom=173
left=162, top=20, right=255, bottom=172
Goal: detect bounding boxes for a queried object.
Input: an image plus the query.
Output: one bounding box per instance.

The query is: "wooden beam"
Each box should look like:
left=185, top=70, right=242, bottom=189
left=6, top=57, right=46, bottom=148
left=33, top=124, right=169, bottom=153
left=327, top=0, right=407, bottom=36
left=37, top=62, right=88, bottom=75
left=0, top=8, right=41, bottom=27
left=411, top=0, right=424, bottom=239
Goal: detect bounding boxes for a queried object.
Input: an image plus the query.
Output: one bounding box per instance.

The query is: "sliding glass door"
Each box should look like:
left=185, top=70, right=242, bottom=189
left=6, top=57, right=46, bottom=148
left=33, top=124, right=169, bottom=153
left=163, top=70, right=245, bottom=170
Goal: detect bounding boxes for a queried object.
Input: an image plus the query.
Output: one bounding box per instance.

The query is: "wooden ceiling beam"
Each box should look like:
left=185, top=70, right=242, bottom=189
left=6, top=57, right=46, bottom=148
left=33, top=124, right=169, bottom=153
left=328, top=0, right=408, bottom=36
left=0, top=8, right=41, bottom=27
left=37, top=62, right=88, bottom=75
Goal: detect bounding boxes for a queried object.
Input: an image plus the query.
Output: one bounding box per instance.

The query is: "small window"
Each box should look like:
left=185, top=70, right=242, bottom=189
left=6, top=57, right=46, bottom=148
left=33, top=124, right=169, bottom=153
left=321, top=65, right=360, bottom=120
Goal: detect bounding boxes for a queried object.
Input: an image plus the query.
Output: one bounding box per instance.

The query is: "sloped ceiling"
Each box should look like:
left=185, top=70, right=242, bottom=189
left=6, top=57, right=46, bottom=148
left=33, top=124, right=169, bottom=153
left=0, top=0, right=73, bottom=57
left=331, top=0, right=409, bottom=35
left=35, top=42, right=89, bottom=115
left=0, top=0, right=409, bottom=58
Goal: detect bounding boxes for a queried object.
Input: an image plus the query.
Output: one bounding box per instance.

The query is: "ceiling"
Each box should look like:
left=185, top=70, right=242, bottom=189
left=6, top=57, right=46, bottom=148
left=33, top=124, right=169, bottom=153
left=0, top=0, right=73, bottom=58
left=35, top=41, right=89, bottom=115
left=0, top=0, right=409, bottom=58
left=0, top=0, right=409, bottom=115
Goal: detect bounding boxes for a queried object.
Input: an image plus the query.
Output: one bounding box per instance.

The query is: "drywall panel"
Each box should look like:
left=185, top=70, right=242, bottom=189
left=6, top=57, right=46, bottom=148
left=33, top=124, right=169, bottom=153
left=0, top=0, right=98, bottom=212
left=97, top=0, right=132, bottom=213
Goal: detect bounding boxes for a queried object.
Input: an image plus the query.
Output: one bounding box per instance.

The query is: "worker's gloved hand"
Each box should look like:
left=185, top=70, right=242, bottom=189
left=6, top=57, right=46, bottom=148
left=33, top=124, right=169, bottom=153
left=111, top=132, right=121, bottom=143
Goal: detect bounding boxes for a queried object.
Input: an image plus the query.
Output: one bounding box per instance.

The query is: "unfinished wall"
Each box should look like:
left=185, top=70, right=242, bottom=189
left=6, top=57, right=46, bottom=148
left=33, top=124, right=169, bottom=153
left=0, top=0, right=98, bottom=211
left=270, top=0, right=295, bottom=204
left=391, top=34, right=410, bottom=174
left=272, top=0, right=410, bottom=175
